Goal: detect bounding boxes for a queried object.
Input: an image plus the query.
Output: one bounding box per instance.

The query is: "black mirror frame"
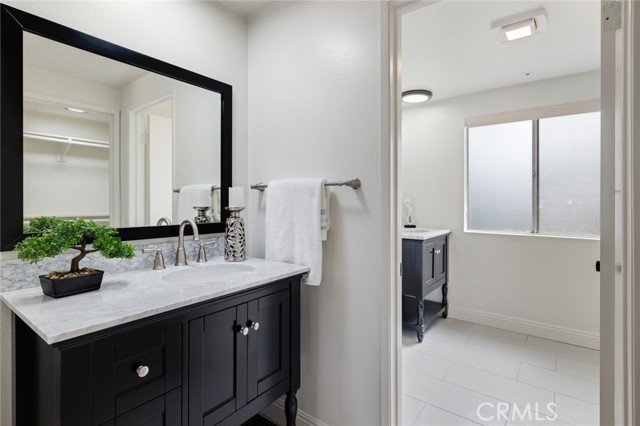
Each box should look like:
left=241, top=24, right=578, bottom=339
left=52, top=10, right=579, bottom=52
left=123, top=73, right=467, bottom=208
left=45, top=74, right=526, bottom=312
left=0, top=4, right=232, bottom=251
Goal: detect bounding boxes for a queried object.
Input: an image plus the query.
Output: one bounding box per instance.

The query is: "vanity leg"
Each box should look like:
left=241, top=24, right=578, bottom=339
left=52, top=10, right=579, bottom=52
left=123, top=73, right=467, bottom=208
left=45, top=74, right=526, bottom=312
left=441, top=283, right=448, bottom=319
left=416, top=300, right=425, bottom=342
left=285, top=392, right=298, bottom=426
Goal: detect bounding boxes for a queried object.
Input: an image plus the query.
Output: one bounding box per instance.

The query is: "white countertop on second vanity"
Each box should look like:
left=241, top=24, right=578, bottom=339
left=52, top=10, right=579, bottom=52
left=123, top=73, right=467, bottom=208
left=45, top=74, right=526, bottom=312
left=402, top=228, right=451, bottom=241
left=0, top=257, right=309, bottom=345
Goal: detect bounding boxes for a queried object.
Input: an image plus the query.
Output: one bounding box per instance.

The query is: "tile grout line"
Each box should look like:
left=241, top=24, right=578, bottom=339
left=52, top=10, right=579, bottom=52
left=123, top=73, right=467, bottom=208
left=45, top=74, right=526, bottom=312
left=461, top=342, right=555, bottom=371
left=404, top=344, right=520, bottom=380
left=552, top=389, right=600, bottom=407
left=402, top=393, right=426, bottom=426
left=417, top=401, right=484, bottom=426
left=402, top=355, right=455, bottom=382
left=441, top=360, right=455, bottom=380
left=513, top=374, right=592, bottom=402
left=404, top=326, right=599, bottom=425
left=407, top=369, right=511, bottom=407
left=553, top=369, right=600, bottom=384
left=518, top=363, right=601, bottom=388
left=525, top=337, right=599, bottom=363
left=436, top=364, right=560, bottom=416
left=442, top=358, right=598, bottom=415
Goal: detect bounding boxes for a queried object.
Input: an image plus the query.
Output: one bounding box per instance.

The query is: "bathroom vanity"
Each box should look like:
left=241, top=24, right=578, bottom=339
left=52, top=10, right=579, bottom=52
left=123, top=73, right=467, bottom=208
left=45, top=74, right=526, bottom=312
left=402, top=229, right=451, bottom=342
left=1, top=258, right=308, bottom=426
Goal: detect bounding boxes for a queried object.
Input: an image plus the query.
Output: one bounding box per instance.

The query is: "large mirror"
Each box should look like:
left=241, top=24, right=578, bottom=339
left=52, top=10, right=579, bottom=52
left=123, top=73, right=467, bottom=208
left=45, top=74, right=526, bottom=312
left=1, top=5, right=232, bottom=250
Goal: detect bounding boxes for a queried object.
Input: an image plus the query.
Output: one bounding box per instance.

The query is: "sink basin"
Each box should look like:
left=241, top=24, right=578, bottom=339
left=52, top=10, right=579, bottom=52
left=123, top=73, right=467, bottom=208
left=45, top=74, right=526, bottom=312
left=402, top=228, right=431, bottom=233
left=163, top=263, right=256, bottom=284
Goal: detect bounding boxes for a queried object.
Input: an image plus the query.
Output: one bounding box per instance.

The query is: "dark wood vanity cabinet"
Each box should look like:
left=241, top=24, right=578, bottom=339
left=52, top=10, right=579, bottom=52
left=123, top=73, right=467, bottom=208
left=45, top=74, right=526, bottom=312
left=402, top=234, right=449, bottom=342
left=189, top=290, right=291, bottom=426
left=15, top=276, right=302, bottom=426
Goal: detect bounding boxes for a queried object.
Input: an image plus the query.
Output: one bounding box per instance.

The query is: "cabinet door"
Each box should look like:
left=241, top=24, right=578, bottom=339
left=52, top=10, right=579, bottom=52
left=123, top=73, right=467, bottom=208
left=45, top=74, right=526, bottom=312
left=189, top=305, right=248, bottom=426
left=422, top=241, right=436, bottom=289
left=246, top=290, right=290, bottom=401
left=434, top=238, right=447, bottom=283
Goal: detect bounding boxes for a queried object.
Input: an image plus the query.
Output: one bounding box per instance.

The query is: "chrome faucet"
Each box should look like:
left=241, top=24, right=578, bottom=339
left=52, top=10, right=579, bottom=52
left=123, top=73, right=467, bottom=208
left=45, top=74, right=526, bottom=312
left=156, top=217, right=172, bottom=226
left=176, top=219, right=200, bottom=266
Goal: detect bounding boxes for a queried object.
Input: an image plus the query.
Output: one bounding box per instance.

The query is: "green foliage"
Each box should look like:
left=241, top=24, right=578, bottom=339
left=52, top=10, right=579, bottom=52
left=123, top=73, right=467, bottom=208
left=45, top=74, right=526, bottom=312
left=16, top=217, right=134, bottom=271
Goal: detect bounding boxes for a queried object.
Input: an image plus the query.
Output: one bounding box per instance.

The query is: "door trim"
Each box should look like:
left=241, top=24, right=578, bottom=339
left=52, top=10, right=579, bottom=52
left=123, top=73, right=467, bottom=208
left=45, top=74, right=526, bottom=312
left=600, top=0, right=638, bottom=423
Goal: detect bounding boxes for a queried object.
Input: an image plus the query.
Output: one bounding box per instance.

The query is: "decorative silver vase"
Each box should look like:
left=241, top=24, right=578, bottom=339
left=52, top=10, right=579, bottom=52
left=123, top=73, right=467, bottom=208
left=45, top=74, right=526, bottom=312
left=193, top=206, right=211, bottom=224
left=225, top=207, right=246, bottom=262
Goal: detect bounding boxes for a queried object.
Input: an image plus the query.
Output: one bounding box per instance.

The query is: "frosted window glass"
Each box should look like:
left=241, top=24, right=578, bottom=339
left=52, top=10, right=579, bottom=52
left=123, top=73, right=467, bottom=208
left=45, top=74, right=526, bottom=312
left=468, top=121, right=533, bottom=232
left=538, top=112, right=600, bottom=237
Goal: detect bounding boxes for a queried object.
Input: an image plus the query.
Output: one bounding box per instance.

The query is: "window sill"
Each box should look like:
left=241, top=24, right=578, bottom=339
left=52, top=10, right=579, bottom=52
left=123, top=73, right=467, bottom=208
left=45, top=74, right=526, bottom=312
left=464, top=229, right=600, bottom=241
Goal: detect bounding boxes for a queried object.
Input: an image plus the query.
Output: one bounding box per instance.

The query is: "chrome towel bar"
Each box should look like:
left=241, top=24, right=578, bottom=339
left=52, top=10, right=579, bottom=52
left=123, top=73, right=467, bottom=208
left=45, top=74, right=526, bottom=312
left=173, top=186, right=220, bottom=194
left=250, top=178, right=361, bottom=192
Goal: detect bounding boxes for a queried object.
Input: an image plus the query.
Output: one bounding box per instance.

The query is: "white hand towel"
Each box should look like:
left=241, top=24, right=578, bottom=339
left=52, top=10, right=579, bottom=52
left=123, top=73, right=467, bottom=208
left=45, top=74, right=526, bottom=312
left=211, top=188, right=221, bottom=222
left=321, top=186, right=331, bottom=241
left=265, top=178, right=329, bottom=286
left=177, top=184, right=213, bottom=223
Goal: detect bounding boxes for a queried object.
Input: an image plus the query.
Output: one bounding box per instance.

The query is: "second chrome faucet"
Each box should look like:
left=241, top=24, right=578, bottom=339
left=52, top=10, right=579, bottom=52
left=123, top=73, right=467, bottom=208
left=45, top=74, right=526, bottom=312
left=176, top=219, right=200, bottom=266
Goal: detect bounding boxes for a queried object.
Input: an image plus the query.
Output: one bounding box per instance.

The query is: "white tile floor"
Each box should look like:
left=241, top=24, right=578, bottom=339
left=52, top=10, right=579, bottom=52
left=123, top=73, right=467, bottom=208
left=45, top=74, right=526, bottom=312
left=402, top=318, right=599, bottom=426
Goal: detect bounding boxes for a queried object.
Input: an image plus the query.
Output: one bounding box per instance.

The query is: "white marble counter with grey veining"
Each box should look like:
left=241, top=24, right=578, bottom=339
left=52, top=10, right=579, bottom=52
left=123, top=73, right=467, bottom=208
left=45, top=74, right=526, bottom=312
left=402, top=228, right=451, bottom=240
left=0, top=257, right=309, bottom=345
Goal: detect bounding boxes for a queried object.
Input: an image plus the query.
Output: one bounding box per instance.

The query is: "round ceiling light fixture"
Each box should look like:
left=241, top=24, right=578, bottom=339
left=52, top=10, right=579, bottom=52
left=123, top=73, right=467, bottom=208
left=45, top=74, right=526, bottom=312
left=402, top=89, right=433, bottom=103
left=64, top=106, right=87, bottom=113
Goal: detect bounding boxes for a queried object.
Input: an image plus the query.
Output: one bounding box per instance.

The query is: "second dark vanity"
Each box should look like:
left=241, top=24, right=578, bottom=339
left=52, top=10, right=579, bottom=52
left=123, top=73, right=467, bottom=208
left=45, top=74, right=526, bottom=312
left=402, top=229, right=451, bottom=342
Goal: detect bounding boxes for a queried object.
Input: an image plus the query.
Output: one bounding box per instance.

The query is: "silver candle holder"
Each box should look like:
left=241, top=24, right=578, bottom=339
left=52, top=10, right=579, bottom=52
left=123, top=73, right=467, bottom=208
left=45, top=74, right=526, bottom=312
left=193, top=206, right=212, bottom=224
left=224, top=207, right=246, bottom=262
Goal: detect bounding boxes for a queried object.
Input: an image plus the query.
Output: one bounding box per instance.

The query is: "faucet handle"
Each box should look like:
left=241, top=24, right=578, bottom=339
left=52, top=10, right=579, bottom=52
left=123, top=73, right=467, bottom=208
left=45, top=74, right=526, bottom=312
left=197, top=241, right=216, bottom=263
left=142, top=248, right=166, bottom=270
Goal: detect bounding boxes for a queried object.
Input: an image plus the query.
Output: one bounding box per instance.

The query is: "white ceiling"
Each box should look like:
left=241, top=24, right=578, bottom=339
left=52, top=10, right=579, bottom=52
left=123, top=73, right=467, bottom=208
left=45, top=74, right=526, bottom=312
left=219, top=0, right=276, bottom=17
left=24, top=32, right=148, bottom=89
left=24, top=99, right=112, bottom=124
left=402, top=1, right=600, bottom=101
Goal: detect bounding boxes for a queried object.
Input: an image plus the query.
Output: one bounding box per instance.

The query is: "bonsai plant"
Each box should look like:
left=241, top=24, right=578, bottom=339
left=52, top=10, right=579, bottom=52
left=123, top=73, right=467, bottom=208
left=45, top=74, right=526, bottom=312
left=15, top=216, right=135, bottom=298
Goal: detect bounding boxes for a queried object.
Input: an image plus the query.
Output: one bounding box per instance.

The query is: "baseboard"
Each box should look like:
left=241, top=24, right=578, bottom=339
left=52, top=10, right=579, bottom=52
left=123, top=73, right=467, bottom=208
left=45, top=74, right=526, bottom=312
left=261, top=397, right=328, bottom=426
left=449, top=305, right=600, bottom=350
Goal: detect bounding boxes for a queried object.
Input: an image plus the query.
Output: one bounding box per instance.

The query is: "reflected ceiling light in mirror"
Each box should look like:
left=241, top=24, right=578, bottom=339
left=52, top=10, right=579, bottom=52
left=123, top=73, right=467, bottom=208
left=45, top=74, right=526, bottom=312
left=491, top=8, right=547, bottom=42
left=64, top=106, right=87, bottom=113
left=402, top=89, right=432, bottom=103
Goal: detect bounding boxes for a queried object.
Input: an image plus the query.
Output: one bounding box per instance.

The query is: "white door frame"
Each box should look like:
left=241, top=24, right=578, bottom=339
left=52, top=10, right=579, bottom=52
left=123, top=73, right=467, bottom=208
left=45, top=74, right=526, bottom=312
left=385, top=1, right=639, bottom=425
left=601, top=1, right=638, bottom=424
left=382, top=2, right=401, bottom=425
left=383, top=2, right=435, bottom=424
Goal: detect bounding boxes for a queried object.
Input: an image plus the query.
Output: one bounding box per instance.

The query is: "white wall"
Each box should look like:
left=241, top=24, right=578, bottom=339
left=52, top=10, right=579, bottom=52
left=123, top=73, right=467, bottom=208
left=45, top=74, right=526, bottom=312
left=402, top=71, right=601, bottom=347
left=248, top=2, right=389, bottom=424
left=1, top=2, right=248, bottom=424
left=24, top=111, right=111, bottom=219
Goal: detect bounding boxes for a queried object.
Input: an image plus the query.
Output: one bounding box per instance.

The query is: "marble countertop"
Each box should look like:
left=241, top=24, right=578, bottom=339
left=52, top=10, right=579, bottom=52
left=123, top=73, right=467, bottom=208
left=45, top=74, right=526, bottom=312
left=0, top=257, right=309, bottom=345
left=402, top=228, right=451, bottom=241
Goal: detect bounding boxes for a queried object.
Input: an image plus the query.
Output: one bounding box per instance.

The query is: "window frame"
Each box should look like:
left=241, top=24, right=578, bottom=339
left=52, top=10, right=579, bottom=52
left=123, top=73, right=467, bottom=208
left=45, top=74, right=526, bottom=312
left=464, top=100, right=601, bottom=240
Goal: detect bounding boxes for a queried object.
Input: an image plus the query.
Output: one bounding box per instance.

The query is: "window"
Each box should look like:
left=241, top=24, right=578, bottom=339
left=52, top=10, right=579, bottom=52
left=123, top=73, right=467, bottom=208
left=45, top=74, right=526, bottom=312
left=466, top=110, right=600, bottom=238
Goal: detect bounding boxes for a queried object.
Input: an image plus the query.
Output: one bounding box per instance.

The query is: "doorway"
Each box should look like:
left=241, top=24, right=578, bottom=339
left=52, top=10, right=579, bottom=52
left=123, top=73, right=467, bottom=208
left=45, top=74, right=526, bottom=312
left=131, top=96, right=174, bottom=227
left=397, top=2, right=602, bottom=424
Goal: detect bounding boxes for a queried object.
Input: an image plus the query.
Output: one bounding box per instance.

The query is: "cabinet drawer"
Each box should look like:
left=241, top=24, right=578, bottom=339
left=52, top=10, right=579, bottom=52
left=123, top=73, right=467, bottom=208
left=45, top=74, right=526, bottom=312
left=114, top=331, right=165, bottom=394
left=93, top=324, right=182, bottom=425
left=423, top=277, right=445, bottom=297
left=99, top=387, right=181, bottom=426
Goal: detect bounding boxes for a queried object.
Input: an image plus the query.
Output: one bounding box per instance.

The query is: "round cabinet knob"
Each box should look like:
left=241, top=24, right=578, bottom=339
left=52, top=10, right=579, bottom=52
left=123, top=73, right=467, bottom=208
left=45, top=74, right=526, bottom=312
left=136, top=365, right=150, bottom=378
left=250, top=321, right=260, bottom=331
left=239, top=326, right=249, bottom=336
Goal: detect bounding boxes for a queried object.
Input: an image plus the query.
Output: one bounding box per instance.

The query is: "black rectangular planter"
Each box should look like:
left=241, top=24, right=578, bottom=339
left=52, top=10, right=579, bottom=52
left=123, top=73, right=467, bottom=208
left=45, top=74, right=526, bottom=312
left=39, top=270, right=104, bottom=298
